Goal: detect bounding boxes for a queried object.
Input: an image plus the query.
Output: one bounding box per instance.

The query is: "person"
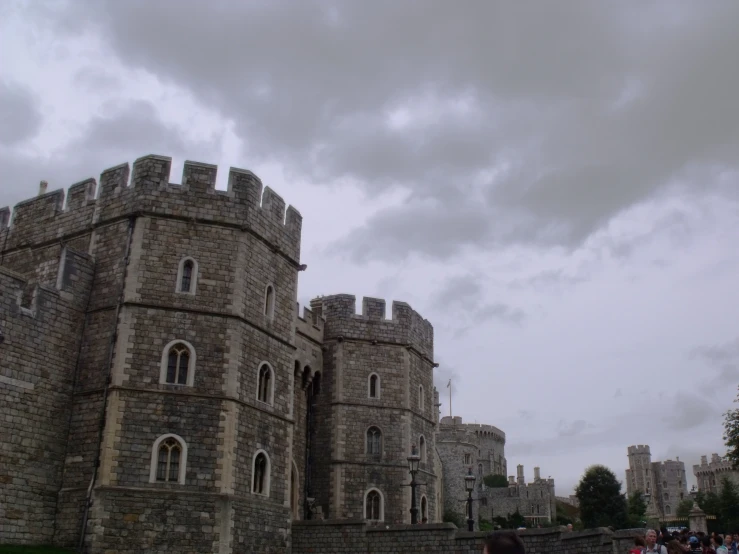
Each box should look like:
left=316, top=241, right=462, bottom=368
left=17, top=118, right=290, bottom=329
left=668, top=540, right=688, bottom=554
left=690, top=536, right=705, bottom=554
left=715, top=536, right=728, bottom=554
left=725, top=534, right=738, bottom=554
left=483, top=530, right=525, bottom=554
left=702, top=536, right=716, bottom=554
left=631, top=536, right=646, bottom=554
left=645, top=529, right=668, bottom=554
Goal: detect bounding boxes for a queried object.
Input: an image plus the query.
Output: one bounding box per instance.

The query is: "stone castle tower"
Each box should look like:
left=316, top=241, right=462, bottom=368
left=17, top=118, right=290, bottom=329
left=626, top=445, right=688, bottom=519
left=307, top=294, right=438, bottom=523
left=0, top=155, right=441, bottom=552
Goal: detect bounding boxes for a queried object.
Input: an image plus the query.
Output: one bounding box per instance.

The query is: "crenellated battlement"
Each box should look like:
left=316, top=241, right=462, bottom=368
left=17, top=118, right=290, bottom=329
left=627, top=445, right=651, bottom=456
left=438, top=416, right=506, bottom=443
left=0, top=155, right=302, bottom=261
left=309, top=294, right=434, bottom=360
left=295, top=301, right=325, bottom=343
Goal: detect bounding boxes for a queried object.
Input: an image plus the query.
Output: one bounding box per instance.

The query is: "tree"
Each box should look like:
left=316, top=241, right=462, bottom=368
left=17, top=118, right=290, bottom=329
left=724, top=386, right=739, bottom=468
left=676, top=498, right=694, bottom=519
left=719, top=477, right=739, bottom=530
left=627, top=491, right=647, bottom=527
left=575, top=465, right=628, bottom=529
left=483, top=474, right=509, bottom=488
left=508, top=509, right=526, bottom=529
left=695, top=490, right=721, bottom=516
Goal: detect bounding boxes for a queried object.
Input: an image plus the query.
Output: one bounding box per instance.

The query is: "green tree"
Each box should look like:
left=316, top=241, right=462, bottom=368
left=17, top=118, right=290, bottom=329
left=443, top=509, right=465, bottom=528
left=507, top=509, right=526, bottom=529
left=724, top=386, right=739, bottom=468
left=676, top=498, right=694, bottom=519
left=696, top=490, right=721, bottom=516
left=719, top=477, right=739, bottom=529
left=626, top=491, right=647, bottom=526
left=575, top=465, right=628, bottom=529
left=483, top=474, right=509, bottom=488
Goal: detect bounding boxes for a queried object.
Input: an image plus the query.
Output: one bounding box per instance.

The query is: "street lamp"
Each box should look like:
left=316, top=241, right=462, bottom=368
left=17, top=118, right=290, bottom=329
left=465, top=466, right=476, bottom=532
left=407, top=444, right=421, bottom=524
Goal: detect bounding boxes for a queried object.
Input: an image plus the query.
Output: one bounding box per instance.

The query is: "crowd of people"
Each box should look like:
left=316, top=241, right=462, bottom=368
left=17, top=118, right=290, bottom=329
left=630, top=528, right=738, bottom=554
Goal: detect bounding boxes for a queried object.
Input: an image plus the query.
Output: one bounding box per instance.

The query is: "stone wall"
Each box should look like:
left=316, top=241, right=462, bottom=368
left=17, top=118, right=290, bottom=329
left=292, top=520, right=645, bottom=554
left=0, top=249, right=94, bottom=545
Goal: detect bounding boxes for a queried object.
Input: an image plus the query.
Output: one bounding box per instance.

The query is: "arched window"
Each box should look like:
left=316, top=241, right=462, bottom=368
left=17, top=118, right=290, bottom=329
left=257, top=363, right=274, bottom=405
left=420, top=495, right=428, bottom=522
left=464, top=453, right=471, bottom=465
left=176, top=257, right=198, bottom=294
left=418, top=385, right=424, bottom=411
left=149, top=434, right=187, bottom=484
left=312, top=371, right=321, bottom=395
left=664, top=492, right=669, bottom=500
left=368, top=373, right=380, bottom=399
left=419, top=436, right=426, bottom=463
left=663, top=480, right=667, bottom=488
left=264, top=284, right=275, bottom=319
left=478, top=463, right=483, bottom=478
left=252, top=450, right=271, bottom=496
left=367, top=426, right=382, bottom=459
left=159, top=340, right=196, bottom=386
left=665, top=505, right=672, bottom=515
left=364, top=489, right=383, bottom=521
left=290, top=461, right=300, bottom=520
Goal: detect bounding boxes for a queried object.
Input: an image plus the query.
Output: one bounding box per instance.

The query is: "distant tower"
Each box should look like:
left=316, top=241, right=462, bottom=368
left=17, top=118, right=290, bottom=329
left=626, top=445, right=654, bottom=498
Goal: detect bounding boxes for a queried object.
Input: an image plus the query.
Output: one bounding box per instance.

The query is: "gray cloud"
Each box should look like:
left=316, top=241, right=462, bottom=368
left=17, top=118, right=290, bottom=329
left=0, top=81, right=42, bottom=146
left=430, top=273, right=524, bottom=328
left=38, top=0, right=739, bottom=261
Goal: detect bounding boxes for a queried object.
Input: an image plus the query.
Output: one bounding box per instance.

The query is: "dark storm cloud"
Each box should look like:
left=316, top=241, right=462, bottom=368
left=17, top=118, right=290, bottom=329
left=41, top=0, right=739, bottom=261
left=0, top=81, right=42, bottom=146
left=0, top=100, right=221, bottom=210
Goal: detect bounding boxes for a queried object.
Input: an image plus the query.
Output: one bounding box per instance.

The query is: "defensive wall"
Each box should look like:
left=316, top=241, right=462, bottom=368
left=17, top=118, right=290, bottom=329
left=292, top=520, right=646, bottom=554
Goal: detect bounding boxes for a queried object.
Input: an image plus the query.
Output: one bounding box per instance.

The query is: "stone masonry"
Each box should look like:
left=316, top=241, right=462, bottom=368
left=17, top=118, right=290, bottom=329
left=625, top=445, right=688, bottom=520
left=0, top=155, right=447, bottom=551
left=693, top=453, right=739, bottom=494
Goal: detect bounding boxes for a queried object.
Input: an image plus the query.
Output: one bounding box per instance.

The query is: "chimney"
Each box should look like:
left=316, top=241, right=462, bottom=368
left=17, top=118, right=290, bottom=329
left=517, top=464, right=525, bottom=485
left=534, top=467, right=541, bottom=481
left=38, top=181, right=48, bottom=196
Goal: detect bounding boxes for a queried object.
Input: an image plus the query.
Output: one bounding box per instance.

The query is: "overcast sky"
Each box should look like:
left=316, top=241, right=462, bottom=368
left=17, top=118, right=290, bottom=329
left=2, top=1, right=738, bottom=495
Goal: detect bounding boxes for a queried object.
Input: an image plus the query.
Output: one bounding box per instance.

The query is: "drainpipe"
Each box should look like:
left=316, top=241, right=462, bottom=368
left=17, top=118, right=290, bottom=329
left=78, top=215, right=136, bottom=552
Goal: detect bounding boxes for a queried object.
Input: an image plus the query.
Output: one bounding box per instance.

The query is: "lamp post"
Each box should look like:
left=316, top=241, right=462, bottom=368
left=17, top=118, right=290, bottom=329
left=407, top=444, right=421, bottom=524
left=465, top=466, right=476, bottom=532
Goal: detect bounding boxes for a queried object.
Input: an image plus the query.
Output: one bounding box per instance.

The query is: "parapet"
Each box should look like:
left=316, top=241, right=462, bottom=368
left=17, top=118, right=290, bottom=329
left=295, top=302, right=325, bottom=343
left=0, top=155, right=302, bottom=261
left=627, top=445, right=651, bottom=456
left=309, top=294, right=434, bottom=360
left=693, top=453, right=733, bottom=473
left=438, top=416, right=506, bottom=443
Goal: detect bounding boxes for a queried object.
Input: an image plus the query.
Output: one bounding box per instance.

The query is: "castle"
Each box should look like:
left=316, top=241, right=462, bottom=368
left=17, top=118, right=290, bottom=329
left=625, top=445, right=688, bottom=519
left=693, top=453, right=739, bottom=493
left=0, top=155, right=554, bottom=552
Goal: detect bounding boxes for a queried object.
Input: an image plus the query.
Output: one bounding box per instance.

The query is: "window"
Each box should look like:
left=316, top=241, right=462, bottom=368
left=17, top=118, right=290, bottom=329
left=257, top=362, right=274, bottom=405
left=418, top=385, right=424, bottom=411
left=481, top=497, right=488, bottom=507
left=364, top=489, right=383, bottom=521
left=368, top=373, right=380, bottom=398
left=664, top=492, right=669, bottom=500
left=367, top=427, right=382, bottom=458
left=176, top=257, right=198, bottom=294
left=663, top=480, right=667, bottom=488
left=665, top=505, right=671, bottom=515
left=478, top=463, right=483, bottom=478
left=464, top=453, right=471, bottom=465
left=290, top=461, right=299, bottom=519
left=419, top=436, right=426, bottom=462
left=420, top=495, right=428, bottom=522
left=252, top=451, right=271, bottom=496
left=159, top=340, right=195, bottom=386
left=149, top=434, right=187, bottom=485
left=264, top=284, right=275, bottom=319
